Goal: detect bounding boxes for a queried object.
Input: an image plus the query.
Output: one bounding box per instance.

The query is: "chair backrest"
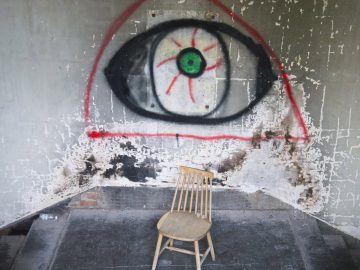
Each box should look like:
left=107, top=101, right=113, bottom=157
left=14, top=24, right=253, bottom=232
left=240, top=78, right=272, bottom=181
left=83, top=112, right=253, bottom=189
left=170, top=166, right=214, bottom=222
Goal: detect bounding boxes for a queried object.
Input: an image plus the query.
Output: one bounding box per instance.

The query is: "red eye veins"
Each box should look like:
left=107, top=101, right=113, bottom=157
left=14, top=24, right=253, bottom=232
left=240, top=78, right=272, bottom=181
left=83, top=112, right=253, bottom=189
left=157, top=28, right=224, bottom=103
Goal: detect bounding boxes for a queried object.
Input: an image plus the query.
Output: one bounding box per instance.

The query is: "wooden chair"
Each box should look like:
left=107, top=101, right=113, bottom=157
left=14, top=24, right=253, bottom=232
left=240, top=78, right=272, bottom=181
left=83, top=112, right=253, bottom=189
left=151, top=166, right=215, bottom=270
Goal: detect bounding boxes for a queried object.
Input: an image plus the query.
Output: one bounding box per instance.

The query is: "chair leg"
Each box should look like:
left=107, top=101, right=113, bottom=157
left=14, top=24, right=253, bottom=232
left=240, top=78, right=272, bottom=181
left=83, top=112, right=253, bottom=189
left=152, top=233, right=163, bottom=270
left=207, top=232, right=215, bottom=261
left=194, top=240, right=201, bottom=270
left=170, top=238, right=174, bottom=247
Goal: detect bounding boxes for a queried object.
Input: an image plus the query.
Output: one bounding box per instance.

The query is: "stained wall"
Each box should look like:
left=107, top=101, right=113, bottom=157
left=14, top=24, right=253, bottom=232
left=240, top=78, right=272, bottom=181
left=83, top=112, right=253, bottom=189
left=0, top=0, right=359, bottom=238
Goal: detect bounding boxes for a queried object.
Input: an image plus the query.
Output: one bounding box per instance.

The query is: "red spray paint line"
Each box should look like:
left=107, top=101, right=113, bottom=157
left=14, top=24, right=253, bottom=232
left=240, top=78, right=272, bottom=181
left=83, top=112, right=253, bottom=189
left=207, top=0, right=309, bottom=141
left=171, top=38, right=182, bottom=48
left=88, top=131, right=308, bottom=142
left=206, top=58, right=224, bottom=71
left=166, top=73, right=181, bottom=95
left=203, top=43, right=217, bottom=52
left=83, top=0, right=147, bottom=123
left=191, top=28, right=199, bottom=47
left=188, top=78, right=195, bottom=103
left=156, top=56, right=177, bottom=68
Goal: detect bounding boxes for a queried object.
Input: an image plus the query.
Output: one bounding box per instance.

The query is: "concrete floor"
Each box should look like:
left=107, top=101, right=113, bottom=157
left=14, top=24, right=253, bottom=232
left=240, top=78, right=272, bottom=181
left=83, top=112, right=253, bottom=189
left=51, top=209, right=306, bottom=270
left=2, top=187, right=360, bottom=270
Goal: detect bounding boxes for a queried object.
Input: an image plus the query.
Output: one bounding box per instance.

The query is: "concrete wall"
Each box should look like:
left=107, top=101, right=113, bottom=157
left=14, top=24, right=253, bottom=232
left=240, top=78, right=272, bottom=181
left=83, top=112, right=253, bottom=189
left=0, top=0, right=359, bottom=238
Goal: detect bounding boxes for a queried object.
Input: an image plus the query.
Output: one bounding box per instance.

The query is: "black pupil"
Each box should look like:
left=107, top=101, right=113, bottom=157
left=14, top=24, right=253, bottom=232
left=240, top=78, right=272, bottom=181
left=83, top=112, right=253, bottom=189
left=188, top=60, right=194, bottom=66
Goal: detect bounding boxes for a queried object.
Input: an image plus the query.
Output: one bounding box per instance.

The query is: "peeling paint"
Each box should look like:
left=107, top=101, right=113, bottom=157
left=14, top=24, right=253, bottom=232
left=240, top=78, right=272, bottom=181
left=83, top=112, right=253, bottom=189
left=0, top=0, right=360, bottom=241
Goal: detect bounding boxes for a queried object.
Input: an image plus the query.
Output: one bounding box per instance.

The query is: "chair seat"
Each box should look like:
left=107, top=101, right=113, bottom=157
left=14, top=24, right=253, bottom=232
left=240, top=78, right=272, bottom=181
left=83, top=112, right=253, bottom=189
left=157, top=211, right=212, bottom=241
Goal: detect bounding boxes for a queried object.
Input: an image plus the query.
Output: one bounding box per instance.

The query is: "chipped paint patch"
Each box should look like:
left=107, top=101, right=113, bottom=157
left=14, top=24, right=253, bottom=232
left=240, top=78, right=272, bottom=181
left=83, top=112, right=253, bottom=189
left=50, top=77, right=326, bottom=214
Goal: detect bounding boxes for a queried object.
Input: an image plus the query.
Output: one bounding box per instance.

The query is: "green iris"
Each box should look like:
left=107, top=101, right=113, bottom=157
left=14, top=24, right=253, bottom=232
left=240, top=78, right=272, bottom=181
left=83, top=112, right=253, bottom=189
left=180, top=52, right=202, bottom=74
left=178, top=51, right=204, bottom=75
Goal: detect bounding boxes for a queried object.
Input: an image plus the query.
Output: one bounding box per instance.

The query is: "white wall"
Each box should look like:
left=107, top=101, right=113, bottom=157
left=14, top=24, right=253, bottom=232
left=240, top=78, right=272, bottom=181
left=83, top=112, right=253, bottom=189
left=0, top=0, right=359, bottom=238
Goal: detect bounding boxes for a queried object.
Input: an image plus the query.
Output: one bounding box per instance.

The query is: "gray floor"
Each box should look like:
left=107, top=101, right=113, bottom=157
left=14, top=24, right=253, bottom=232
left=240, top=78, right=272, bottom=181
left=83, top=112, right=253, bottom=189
left=51, top=209, right=306, bottom=270
left=0, top=236, right=25, bottom=270
left=2, top=187, right=360, bottom=270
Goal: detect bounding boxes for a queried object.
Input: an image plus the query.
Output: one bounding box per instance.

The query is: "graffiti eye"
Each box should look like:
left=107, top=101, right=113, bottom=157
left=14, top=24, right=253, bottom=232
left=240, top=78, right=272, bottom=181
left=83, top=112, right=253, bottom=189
left=150, top=26, right=230, bottom=117
left=105, top=19, right=276, bottom=124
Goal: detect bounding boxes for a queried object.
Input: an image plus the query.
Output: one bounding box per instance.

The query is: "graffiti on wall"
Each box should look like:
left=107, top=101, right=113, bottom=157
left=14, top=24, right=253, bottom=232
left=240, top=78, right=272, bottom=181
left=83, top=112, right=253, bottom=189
left=105, top=19, right=275, bottom=124
left=47, top=0, right=328, bottom=217
left=84, top=0, right=309, bottom=142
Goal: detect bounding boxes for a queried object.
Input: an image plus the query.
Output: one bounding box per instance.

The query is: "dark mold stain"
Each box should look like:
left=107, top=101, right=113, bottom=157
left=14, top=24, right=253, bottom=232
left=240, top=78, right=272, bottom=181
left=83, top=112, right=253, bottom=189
left=264, top=130, right=282, bottom=149
left=78, top=176, right=89, bottom=186
left=212, top=178, right=227, bottom=186
left=102, top=155, right=136, bottom=179
left=81, top=155, right=100, bottom=176
left=120, top=141, right=137, bottom=151
left=288, top=142, right=297, bottom=156
left=176, top=133, right=179, bottom=147
left=289, top=162, right=306, bottom=187
left=264, top=130, right=277, bottom=139
left=218, top=151, right=246, bottom=173
left=222, top=142, right=229, bottom=150
left=102, top=155, right=160, bottom=182
left=284, top=128, right=293, bottom=144
left=251, top=132, right=262, bottom=149
left=306, top=187, right=313, bottom=198
left=272, top=139, right=281, bottom=150
left=290, top=161, right=316, bottom=206
left=61, top=165, right=71, bottom=178
left=295, top=162, right=307, bottom=185
left=79, top=155, right=100, bottom=187
left=298, top=187, right=314, bottom=204
left=86, top=155, right=96, bottom=163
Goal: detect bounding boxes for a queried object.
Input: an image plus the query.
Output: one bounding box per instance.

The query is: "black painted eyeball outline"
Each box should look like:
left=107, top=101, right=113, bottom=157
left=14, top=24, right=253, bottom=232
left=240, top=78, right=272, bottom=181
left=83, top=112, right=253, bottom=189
left=104, top=19, right=277, bottom=125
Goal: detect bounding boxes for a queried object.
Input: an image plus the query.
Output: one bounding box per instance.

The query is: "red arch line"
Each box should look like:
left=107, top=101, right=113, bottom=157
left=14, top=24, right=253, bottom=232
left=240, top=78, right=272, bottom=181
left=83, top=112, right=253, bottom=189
left=84, top=0, right=310, bottom=142
left=207, top=0, right=309, bottom=141
left=83, top=0, right=147, bottom=123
